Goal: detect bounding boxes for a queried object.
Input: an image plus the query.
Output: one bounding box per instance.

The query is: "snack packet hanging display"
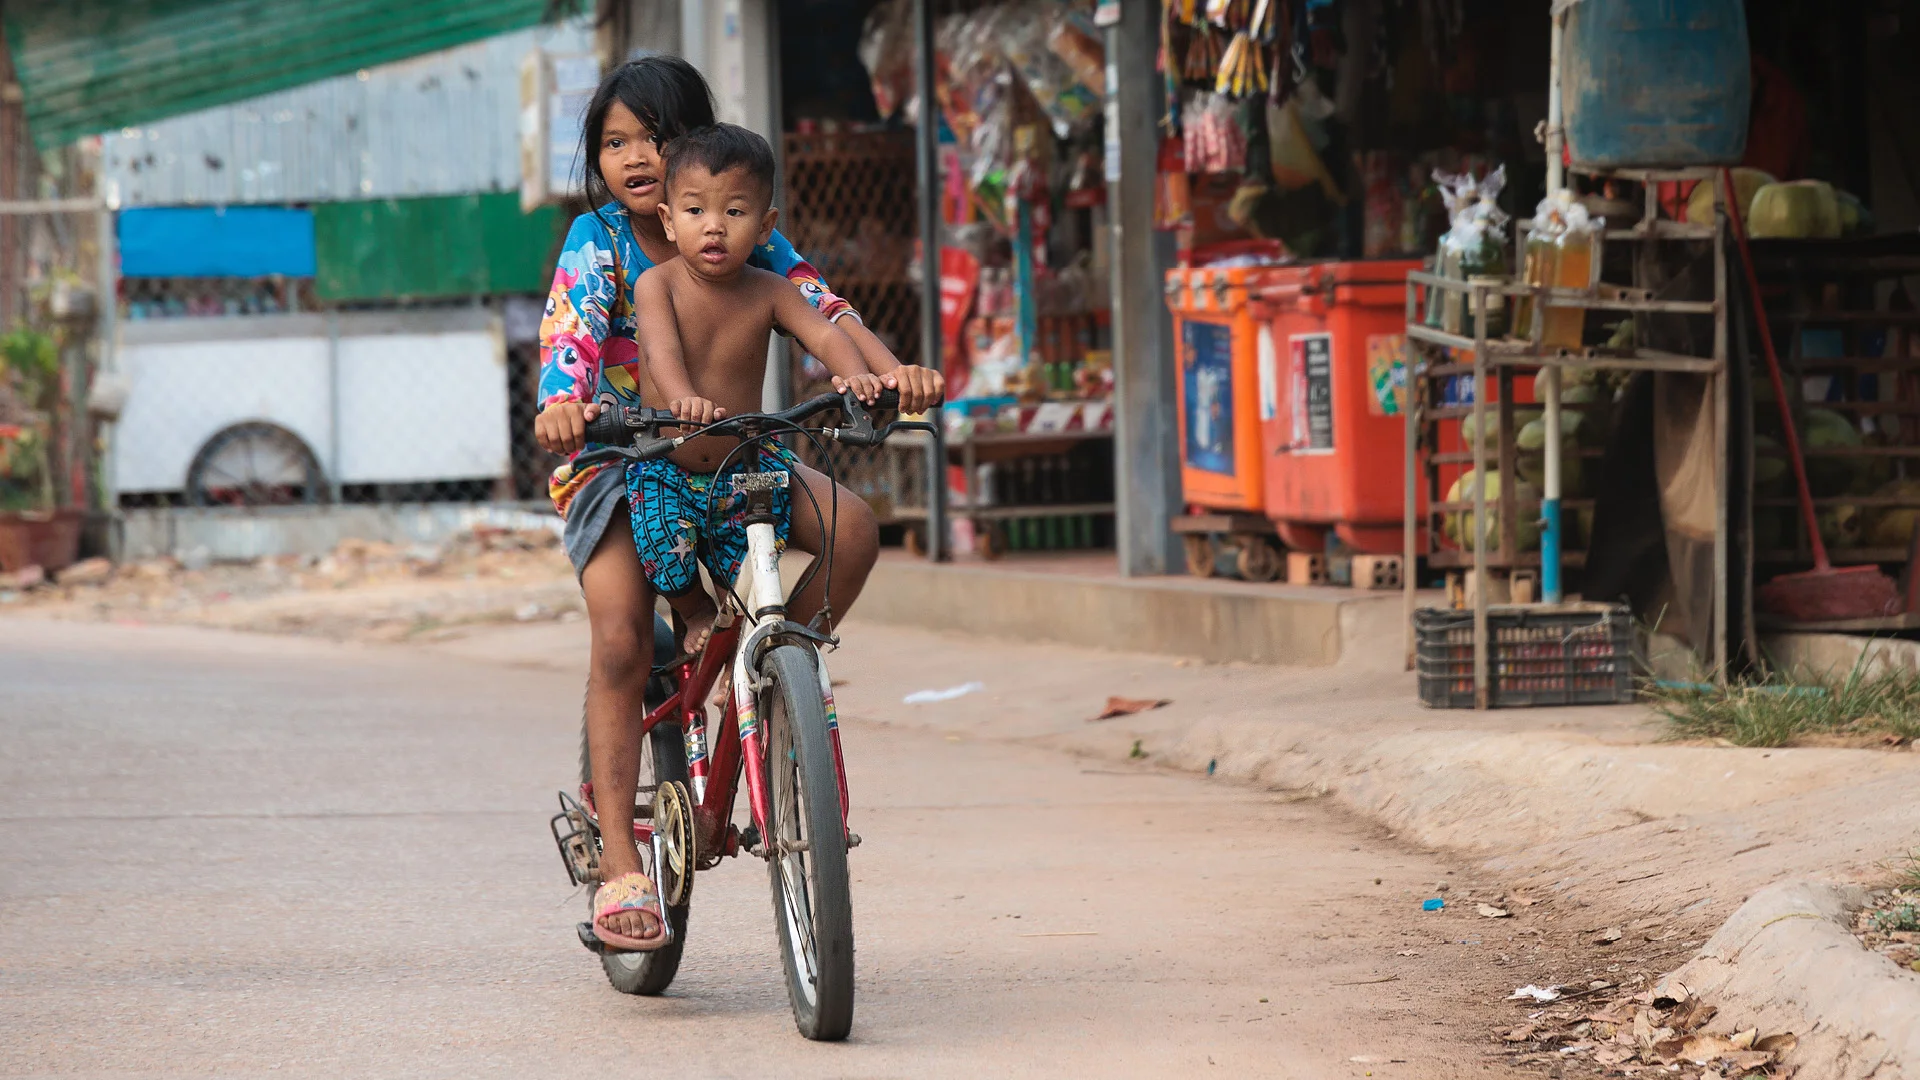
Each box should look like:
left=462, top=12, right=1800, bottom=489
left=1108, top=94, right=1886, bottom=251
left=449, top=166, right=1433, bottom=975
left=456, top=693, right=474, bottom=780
left=1182, top=91, right=1247, bottom=175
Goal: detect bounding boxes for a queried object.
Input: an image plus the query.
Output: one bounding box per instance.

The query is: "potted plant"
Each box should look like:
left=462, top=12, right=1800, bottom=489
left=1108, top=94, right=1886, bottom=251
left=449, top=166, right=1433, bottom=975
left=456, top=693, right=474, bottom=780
left=0, top=325, right=81, bottom=573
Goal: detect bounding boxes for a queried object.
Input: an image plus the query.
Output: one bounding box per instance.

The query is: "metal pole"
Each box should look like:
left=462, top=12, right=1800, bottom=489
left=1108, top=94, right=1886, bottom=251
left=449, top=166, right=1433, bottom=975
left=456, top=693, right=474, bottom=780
left=96, top=200, right=120, bottom=551
left=1711, top=172, right=1730, bottom=681
left=1539, top=8, right=1567, bottom=605
left=912, top=0, right=947, bottom=562
left=1108, top=0, right=1183, bottom=576
left=1472, top=283, right=1490, bottom=709
left=1402, top=286, right=1417, bottom=671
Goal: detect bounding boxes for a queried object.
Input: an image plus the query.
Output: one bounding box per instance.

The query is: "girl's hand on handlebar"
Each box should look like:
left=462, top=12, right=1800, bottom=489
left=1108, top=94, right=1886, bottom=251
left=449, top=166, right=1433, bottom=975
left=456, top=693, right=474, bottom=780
left=832, top=372, right=887, bottom=405
left=669, top=396, right=728, bottom=425
left=880, top=365, right=945, bottom=414
left=535, top=401, right=599, bottom=455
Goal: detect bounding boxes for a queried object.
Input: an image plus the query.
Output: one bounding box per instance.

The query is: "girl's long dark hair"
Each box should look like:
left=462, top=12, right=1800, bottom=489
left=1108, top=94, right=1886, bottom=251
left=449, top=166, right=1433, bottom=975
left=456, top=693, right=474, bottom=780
left=580, top=55, right=718, bottom=210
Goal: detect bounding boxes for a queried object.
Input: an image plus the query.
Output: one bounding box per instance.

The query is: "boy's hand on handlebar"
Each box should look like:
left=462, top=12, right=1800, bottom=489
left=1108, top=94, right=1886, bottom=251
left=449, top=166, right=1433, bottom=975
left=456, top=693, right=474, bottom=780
left=668, top=396, right=727, bottom=426
left=833, top=372, right=887, bottom=405
left=881, top=365, right=945, bottom=414
left=838, top=372, right=885, bottom=404
left=535, top=400, right=599, bottom=455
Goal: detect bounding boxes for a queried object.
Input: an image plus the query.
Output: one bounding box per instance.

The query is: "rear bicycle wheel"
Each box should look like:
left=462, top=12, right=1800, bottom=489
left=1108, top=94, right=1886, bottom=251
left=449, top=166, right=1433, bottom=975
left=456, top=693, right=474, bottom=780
left=581, top=687, right=691, bottom=996
left=761, top=644, right=855, bottom=1040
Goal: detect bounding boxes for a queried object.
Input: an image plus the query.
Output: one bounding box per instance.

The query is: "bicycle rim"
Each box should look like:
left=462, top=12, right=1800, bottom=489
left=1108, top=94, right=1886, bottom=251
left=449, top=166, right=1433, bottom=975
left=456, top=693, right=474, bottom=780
left=763, top=644, right=854, bottom=1040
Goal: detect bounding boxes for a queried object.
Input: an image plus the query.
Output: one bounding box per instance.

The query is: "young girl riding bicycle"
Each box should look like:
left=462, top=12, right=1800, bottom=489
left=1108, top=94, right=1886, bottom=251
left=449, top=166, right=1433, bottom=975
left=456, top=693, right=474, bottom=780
left=532, top=56, right=943, bottom=951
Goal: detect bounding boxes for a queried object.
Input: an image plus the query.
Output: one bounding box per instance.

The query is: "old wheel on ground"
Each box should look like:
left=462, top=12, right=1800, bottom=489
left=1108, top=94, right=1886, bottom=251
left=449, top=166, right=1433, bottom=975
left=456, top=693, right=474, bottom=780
left=1235, top=538, right=1281, bottom=582
left=580, top=706, right=691, bottom=995
left=185, top=422, right=327, bottom=507
left=762, top=644, right=855, bottom=1040
left=1183, top=534, right=1216, bottom=577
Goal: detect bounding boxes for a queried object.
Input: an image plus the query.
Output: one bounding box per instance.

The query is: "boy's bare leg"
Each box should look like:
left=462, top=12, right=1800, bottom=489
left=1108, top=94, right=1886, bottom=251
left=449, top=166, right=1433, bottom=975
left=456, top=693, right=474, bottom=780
left=784, top=461, right=879, bottom=631
left=663, top=590, right=718, bottom=656
left=580, top=508, right=661, bottom=941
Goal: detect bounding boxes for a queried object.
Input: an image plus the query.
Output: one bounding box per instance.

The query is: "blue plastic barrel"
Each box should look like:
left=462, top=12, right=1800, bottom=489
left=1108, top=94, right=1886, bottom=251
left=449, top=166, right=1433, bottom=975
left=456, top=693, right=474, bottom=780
left=1563, top=0, right=1750, bottom=168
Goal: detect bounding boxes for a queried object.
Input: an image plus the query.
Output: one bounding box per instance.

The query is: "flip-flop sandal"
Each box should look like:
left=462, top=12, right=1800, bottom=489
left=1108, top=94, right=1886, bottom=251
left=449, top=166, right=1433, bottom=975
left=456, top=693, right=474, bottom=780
left=592, top=871, right=668, bottom=951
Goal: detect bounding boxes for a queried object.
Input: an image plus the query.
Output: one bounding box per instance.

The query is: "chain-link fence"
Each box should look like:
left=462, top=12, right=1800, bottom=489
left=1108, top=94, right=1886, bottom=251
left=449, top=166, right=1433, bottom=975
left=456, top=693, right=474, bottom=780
left=780, top=128, right=930, bottom=527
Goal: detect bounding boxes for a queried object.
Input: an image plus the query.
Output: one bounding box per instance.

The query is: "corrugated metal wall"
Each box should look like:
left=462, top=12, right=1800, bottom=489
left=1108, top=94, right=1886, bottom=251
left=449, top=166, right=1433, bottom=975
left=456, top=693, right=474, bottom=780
left=3, top=0, right=581, bottom=149
left=99, top=20, right=595, bottom=207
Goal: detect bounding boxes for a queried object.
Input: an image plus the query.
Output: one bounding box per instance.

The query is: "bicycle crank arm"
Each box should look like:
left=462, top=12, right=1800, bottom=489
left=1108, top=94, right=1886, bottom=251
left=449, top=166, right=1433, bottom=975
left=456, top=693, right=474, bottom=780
left=647, top=828, right=677, bottom=947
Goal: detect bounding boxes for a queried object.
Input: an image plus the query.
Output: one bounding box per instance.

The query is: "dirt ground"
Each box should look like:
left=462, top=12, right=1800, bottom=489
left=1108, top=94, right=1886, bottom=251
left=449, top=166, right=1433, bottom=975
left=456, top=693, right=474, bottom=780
left=6, top=537, right=1912, bottom=1076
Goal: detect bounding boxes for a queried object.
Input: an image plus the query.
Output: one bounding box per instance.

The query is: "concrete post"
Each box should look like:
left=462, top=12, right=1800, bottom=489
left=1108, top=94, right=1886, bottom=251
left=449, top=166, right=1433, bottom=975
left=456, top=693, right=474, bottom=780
left=1107, top=0, right=1181, bottom=577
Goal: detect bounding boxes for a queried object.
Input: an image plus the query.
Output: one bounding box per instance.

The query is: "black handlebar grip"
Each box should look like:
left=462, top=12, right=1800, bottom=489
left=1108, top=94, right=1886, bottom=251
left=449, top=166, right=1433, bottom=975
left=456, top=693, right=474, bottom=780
left=872, top=388, right=901, bottom=411
left=583, top=408, right=631, bottom=445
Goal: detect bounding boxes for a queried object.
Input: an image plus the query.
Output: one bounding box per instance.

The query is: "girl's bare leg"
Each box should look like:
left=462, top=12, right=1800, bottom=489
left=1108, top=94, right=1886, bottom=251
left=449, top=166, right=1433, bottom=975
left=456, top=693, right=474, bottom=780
left=784, top=461, right=879, bottom=631
left=579, top=506, right=660, bottom=939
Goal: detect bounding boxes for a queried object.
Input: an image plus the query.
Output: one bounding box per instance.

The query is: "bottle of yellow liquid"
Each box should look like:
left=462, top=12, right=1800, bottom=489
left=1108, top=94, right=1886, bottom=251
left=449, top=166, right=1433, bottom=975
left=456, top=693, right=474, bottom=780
left=1515, top=212, right=1561, bottom=343
left=1542, top=204, right=1597, bottom=351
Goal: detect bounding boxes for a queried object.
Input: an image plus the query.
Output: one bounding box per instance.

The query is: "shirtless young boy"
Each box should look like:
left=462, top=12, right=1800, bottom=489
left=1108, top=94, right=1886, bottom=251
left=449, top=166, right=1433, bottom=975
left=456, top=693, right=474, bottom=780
left=626, top=123, right=883, bottom=655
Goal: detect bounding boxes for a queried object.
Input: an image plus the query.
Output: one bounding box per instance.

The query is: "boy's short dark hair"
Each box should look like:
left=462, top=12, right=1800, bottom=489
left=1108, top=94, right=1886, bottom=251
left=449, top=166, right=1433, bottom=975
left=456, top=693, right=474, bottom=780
left=663, top=123, right=776, bottom=204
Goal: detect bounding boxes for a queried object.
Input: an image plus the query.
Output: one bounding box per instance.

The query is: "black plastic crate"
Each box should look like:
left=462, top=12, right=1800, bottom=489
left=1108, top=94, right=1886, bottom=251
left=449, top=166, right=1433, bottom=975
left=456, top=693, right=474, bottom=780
left=1414, top=603, right=1637, bottom=708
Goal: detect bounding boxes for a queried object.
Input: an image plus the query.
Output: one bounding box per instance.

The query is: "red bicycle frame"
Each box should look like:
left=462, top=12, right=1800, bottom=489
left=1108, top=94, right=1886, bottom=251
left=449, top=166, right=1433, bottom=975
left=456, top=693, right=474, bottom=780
left=580, top=616, right=850, bottom=862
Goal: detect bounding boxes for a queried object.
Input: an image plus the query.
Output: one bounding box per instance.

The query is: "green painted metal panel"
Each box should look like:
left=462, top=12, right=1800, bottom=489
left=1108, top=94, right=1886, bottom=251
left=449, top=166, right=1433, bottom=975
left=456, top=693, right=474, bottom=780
left=313, top=193, right=563, bottom=302
left=2, top=0, right=581, bottom=148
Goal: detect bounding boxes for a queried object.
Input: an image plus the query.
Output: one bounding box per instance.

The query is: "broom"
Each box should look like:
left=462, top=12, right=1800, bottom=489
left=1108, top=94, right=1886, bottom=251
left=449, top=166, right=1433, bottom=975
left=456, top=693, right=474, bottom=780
left=1726, top=167, right=1904, bottom=621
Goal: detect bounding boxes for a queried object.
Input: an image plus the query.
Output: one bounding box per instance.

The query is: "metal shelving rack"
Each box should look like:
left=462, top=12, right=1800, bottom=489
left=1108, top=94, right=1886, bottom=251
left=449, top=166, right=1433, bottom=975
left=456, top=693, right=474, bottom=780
left=1400, top=167, right=1731, bottom=707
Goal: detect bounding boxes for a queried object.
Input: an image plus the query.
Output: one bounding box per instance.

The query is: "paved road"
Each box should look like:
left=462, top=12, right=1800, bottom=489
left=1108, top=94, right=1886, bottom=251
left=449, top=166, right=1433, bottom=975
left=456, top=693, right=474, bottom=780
left=1, top=619, right=1524, bottom=1078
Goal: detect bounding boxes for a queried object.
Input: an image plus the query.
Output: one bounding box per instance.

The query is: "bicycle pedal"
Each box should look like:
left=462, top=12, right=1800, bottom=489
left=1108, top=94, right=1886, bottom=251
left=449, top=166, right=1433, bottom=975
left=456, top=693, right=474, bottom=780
left=576, top=922, right=607, bottom=954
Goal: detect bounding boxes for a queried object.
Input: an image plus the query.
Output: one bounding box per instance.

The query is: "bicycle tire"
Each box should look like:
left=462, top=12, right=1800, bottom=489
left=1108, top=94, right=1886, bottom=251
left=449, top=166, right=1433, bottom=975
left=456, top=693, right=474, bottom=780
left=761, top=644, right=855, bottom=1040
left=580, top=698, right=691, bottom=996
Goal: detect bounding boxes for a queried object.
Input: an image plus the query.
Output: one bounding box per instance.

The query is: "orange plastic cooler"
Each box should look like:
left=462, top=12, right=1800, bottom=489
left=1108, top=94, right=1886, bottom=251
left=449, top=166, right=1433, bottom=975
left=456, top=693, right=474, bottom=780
left=1166, top=265, right=1278, bottom=513
left=1254, top=260, right=1423, bottom=554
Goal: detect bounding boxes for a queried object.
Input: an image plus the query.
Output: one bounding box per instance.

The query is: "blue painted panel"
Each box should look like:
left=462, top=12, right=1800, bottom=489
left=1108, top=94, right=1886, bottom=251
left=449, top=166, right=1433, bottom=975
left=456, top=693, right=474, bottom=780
left=1183, top=320, right=1236, bottom=476
left=1563, top=0, right=1749, bottom=167
left=119, top=206, right=315, bottom=278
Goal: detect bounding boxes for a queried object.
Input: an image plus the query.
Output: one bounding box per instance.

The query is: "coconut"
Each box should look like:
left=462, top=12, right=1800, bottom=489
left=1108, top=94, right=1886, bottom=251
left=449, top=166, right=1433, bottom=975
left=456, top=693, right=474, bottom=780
left=1818, top=504, right=1863, bottom=549
left=1686, top=167, right=1775, bottom=227
left=1444, top=469, right=1541, bottom=552
left=1748, top=180, right=1843, bottom=240
left=1752, top=433, right=1789, bottom=495
left=1803, top=408, right=1863, bottom=497
left=1864, top=478, right=1920, bottom=549
left=1459, top=407, right=1539, bottom=453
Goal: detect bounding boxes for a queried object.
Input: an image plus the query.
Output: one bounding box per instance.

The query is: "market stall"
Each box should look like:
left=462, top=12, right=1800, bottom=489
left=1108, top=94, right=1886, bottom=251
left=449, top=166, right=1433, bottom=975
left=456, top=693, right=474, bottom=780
left=786, top=0, right=1119, bottom=557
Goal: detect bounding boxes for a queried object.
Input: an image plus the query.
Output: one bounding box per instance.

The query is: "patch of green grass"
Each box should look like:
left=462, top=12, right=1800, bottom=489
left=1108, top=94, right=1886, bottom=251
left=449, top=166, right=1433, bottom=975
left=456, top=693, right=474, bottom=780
left=1889, top=851, right=1920, bottom=891
left=1646, top=658, right=1920, bottom=748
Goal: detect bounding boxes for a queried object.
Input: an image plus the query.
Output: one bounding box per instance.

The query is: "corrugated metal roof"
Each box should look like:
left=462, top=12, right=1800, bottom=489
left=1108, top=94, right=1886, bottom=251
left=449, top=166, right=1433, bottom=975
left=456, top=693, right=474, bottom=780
left=98, top=21, right=594, bottom=206
left=2, top=0, right=585, bottom=149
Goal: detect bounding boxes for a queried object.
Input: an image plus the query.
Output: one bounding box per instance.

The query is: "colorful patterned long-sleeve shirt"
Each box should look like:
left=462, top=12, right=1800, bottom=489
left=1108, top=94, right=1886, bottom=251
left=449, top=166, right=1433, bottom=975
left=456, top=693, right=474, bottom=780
left=538, top=204, right=856, bottom=517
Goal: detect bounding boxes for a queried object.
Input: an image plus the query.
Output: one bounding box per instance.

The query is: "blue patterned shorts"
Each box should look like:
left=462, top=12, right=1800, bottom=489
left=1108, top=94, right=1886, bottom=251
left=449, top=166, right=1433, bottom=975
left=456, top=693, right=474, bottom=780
left=624, top=442, right=796, bottom=598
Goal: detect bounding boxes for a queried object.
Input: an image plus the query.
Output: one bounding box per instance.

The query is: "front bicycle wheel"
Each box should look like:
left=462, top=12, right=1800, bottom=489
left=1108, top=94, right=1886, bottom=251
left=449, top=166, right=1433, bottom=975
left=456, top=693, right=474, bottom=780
left=580, top=700, right=691, bottom=996
left=762, top=644, right=855, bottom=1040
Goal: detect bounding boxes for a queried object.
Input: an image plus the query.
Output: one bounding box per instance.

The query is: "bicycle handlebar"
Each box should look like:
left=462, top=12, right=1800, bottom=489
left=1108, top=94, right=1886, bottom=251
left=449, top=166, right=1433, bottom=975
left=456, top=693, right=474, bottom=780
left=573, top=386, right=933, bottom=468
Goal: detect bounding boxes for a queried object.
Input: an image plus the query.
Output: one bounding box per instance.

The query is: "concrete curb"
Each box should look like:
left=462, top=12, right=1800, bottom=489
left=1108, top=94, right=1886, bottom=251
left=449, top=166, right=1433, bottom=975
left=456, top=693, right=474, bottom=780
left=1664, top=880, right=1920, bottom=1080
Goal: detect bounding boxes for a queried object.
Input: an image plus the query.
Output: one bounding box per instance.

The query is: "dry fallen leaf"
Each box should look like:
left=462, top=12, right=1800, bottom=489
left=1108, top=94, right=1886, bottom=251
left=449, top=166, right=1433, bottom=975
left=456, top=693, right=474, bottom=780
left=1651, top=1032, right=1768, bottom=1066
left=1669, top=999, right=1718, bottom=1032
left=1755, top=1032, right=1799, bottom=1054
left=1477, top=903, right=1511, bottom=919
left=1729, top=1026, right=1758, bottom=1050
left=1090, top=696, right=1172, bottom=721
left=1502, top=1023, right=1538, bottom=1042
left=1593, top=1045, right=1637, bottom=1066
left=1594, top=926, right=1623, bottom=945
